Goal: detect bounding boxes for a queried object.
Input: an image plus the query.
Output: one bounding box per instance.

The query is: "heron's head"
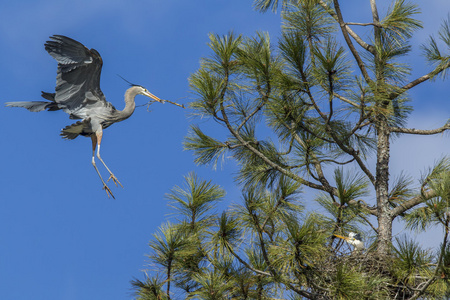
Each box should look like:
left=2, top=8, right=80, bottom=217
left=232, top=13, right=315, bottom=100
left=119, top=75, right=165, bottom=104
left=135, top=85, right=164, bottom=103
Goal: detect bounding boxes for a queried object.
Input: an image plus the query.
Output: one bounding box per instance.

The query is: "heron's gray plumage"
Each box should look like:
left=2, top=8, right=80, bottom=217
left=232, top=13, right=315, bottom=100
left=61, top=118, right=92, bottom=140
left=6, top=101, right=57, bottom=112
left=44, top=35, right=112, bottom=116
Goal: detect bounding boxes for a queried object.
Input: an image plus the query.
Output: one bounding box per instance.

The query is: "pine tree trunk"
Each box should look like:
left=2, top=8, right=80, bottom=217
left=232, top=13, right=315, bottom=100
left=375, top=118, right=392, bottom=257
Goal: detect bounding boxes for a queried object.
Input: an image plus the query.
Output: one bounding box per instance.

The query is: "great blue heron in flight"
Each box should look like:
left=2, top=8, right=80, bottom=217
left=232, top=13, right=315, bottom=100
left=6, top=35, right=179, bottom=198
left=334, top=232, right=364, bottom=252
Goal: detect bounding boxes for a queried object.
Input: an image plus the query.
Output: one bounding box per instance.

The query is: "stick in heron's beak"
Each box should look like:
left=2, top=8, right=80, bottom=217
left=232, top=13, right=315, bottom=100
left=160, top=99, right=185, bottom=108
left=143, top=90, right=185, bottom=109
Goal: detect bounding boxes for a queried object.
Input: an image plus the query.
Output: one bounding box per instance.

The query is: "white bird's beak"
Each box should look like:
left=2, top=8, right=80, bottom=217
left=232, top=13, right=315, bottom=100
left=334, top=234, right=350, bottom=241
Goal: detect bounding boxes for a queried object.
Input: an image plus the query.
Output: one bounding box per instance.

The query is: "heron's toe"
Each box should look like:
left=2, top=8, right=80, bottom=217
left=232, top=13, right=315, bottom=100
left=107, top=174, right=123, bottom=188
left=102, top=184, right=116, bottom=199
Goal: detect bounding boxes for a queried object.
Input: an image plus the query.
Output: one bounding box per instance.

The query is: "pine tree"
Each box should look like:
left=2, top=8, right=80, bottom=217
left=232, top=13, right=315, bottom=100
left=133, top=1, right=450, bottom=299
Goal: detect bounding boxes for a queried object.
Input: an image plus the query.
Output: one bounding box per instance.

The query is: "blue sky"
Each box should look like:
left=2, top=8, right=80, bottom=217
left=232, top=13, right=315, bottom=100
left=0, top=1, right=449, bottom=299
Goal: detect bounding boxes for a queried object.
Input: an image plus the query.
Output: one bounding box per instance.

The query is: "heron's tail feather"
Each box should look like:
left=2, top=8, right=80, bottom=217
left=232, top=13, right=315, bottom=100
left=61, top=118, right=90, bottom=140
left=40, top=91, right=56, bottom=101
left=5, top=101, right=59, bottom=112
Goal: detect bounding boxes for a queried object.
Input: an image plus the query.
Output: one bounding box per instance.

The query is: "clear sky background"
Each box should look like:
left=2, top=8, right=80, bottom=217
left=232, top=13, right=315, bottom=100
left=0, top=1, right=449, bottom=299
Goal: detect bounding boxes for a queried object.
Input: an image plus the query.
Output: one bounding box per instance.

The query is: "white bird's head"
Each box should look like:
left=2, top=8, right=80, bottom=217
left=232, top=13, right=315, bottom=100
left=334, top=232, right=364, bottom=251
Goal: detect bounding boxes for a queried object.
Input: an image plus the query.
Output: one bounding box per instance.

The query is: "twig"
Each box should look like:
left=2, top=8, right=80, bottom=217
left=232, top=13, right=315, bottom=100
left=139, top=98, right=186, bottom=111
left=156, top=98, right=186, bottom=108
left=160, top=99, right=186, bottom=109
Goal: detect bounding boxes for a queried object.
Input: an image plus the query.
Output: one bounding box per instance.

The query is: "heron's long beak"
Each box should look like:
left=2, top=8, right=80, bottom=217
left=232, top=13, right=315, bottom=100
left=143, top=90, right=164, bottom=103
left=334, top=234, right=350, bottom=241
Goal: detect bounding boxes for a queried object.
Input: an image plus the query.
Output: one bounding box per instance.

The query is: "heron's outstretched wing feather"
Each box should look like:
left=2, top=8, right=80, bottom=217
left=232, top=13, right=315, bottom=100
left=45, top=35, right=113, bottom=113
left=61, top=118, right=92, bottom=140
left=5, top=101, right=59, bottom=112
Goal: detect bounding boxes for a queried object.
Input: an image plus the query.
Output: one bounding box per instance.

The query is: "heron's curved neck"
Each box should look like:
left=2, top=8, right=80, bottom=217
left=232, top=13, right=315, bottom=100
left=117, top=87, right=139, bottom=120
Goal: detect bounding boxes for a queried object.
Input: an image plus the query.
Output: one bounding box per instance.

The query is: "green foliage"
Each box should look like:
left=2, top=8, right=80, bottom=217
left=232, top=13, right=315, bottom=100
left=270, top=213, right=327, bottom=274
left=135, top=172, right=450, bottom=299
left=312, top=37, right=352, bottom=92
left=253, top=0, right=297, bottom=13
left=188, top=69, right=225, bottom=117
left=331, top=262, right=373, bottom=299
left=184, top=125, right=227, bottom=169
left=316, top=168, right=370, bottom=236
left=422, top=15, right=450, bottom=79
left=134, top=1, right=450, bottom=299
left=207, top=212, right=241, bottom=256
left=404, top=157, right=450, bottom=231
left=389, top=172, right=414, bottom=202
left=393, top=236, right=433, bottom=285
left=148, top=222, right=193, bottom=269
left=166, top=172, right=225, bottom=228
left=282, top=0, right=336, bottom=40
left=380, top=0, right=422, bottom=42
left=187, top=270, right=232, bottom=300
left=131, top=275, right=168, bottom=300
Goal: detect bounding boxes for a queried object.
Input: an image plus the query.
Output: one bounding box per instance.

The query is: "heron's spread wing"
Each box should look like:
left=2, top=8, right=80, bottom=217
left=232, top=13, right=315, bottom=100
left=45, top=35, right=113, bottom=113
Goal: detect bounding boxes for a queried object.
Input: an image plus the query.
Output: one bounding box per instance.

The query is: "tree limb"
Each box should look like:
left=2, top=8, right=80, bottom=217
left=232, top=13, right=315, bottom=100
left=345, top=22, right=381, bottom=27
left=319, top=0, right=375, bottom=55
left=307, top=88, right=376, bottom=185
left=389, top=60, right=450, bottom=100
left=391, top=190, right=437, bottom=218
left=226, top=244, right=272, bottom=277
left=390, top=123, right=450, bottom=135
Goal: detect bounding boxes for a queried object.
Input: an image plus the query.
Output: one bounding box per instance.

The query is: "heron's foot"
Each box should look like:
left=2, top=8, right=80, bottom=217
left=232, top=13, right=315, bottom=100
left=107, top=174, right=123, bottom=188
left=103, top=184, right=116, bottom=199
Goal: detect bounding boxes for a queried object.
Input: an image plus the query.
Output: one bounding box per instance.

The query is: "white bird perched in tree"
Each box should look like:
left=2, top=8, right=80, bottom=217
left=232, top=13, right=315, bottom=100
left=334, top=232, right=364, bottom=252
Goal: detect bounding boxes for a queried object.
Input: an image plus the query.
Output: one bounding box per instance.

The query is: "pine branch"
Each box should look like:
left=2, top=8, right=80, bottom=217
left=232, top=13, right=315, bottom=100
left=389, top=60, right=450, bottom=99
left=225, top=244, right=271, bottom=277
left=333, top=0, right=373, bottom=84
left=333, top=92, right=360, bottom=108
left=319, top=0, right=375, bottom=54
left=410, top=224, right=448, bottom=300
left=284, top=121, right=338, bottom=196
left=370, top=0, right=380, bottom=24
left=307, top=89, right=376, bottom=185
left=237, top=89, right=267, bottom=132
left=319, top=157, right=356, bottom=165
left=347, top=198, right=378, bottom=216
left=390, top=123, right=450, bottom=135
left=252, top=211, right=319, bottom=299
left=391, top=189, right=437, bottom=217
left=318, top=0, right=376, bottom=92
left=345, top=22, right=381, bottom=27
left=218, top=72, right=332, bottom=192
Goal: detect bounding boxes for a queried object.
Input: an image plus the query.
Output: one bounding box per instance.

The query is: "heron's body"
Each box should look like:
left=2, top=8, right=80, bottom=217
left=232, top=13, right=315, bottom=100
left=5, top=35, right=164, bottom=198
left=59, top=87, right=141, bottom=140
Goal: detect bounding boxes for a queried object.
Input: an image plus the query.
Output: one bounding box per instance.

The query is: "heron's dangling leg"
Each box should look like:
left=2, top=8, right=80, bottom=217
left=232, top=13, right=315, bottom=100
left=91, top=134, right=115, bottom=199
left=95, top=131, right=123, bottom=188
